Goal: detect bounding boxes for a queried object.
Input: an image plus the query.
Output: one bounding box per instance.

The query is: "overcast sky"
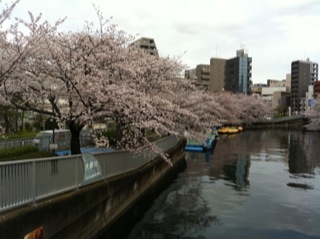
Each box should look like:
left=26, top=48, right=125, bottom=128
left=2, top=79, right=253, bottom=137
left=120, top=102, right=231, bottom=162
left=2, top=0, right=320, bottom=84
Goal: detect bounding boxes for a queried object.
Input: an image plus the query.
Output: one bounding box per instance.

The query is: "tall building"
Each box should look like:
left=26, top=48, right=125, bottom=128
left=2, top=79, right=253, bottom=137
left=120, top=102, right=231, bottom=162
left=209, top=58, right=226, bottom=92
left=129, top=37, right=159, bottom=56
left=186, top=48, right=252, bottom=94
left=224, top=49, right=252, bottom=94
left=209, top=49, right=252, bottom=94
left=290, top=59, right=318, bottom=113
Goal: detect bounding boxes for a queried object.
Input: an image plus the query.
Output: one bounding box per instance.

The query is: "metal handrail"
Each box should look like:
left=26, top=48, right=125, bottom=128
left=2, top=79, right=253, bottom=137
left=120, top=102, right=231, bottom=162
left=0, top=136, right=179, bottom=213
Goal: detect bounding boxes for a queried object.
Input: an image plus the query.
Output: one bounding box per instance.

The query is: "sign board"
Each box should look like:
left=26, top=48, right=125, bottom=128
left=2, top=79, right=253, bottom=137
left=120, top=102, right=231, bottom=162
left=82, top=153, right=102, bottom=185
left=307, top=99, right=314, bottom=107
left=49, top=143, right=58, bottom=150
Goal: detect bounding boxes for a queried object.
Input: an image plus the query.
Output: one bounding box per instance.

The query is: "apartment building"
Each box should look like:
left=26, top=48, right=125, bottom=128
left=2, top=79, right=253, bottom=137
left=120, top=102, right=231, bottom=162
left=208, top=49, right=252, bottom=94
left=224, top=49, right=252, bottom=94
left=209, top=58, right=226, bottom=92
left=291, top=59, right=318, bottom=113
left=129, top=37, right=159, bottom=56
left=185, top=64, right=211, bottom=90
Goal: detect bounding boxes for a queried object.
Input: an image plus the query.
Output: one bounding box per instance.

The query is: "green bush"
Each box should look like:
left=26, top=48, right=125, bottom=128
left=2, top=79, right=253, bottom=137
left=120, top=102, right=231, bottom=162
left=1, top=131, right=37, bottom=140
left=24, top=122, right=33, bottom=132
left=0, top=145, right=37, bottom=159
left=0, top=145, right=55, bottom=161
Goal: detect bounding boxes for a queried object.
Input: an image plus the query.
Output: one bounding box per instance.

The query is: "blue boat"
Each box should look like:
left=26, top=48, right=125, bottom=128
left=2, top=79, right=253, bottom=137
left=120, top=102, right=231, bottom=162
left=185, top=132, right=217, bottom=152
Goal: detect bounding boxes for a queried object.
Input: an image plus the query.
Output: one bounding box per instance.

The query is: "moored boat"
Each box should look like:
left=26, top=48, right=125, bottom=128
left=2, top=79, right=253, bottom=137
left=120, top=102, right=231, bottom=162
left=185, top=132, right=217, bottom=152
left=217, top=126, right=240, bottom=134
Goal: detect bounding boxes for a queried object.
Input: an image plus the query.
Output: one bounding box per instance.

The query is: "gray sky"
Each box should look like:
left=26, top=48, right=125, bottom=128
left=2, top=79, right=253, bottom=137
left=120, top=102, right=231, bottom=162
left=3, top=0, right=320, bottom=84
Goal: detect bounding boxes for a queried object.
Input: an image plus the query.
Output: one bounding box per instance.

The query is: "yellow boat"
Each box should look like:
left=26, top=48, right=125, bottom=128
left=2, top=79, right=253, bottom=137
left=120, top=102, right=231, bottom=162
left=217, top=127, right=239, bottom=134
left=228, top=127, right=239, bottom=134
left=217, top=127, right=229, bottom=134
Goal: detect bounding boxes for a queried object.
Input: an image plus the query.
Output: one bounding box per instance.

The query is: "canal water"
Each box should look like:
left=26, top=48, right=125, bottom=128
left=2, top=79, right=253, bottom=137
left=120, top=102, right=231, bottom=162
left=123, top=129, right=320, bottom=239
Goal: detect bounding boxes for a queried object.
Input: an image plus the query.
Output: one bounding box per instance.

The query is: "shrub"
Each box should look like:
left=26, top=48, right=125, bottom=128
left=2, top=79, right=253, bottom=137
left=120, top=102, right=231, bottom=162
left=0, top=145, right=46, bottom=161
left=24, top=122, right=33, bottom=132
left=0, top=145, right=37, bottom=158
left=0, top=131, right=37, bottom=140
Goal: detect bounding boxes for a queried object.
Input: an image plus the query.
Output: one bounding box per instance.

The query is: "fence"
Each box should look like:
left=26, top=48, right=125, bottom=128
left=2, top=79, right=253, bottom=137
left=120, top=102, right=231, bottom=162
left=0, top=136, right=180, bottom=213
left=0, top=139, right=34, bottom=149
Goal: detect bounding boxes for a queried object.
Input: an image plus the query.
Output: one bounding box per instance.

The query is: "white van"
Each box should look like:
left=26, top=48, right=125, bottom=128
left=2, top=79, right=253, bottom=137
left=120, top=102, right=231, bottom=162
left=33, top=129, right=94, bottom=151
left=33, top=129, right=71, bottom=151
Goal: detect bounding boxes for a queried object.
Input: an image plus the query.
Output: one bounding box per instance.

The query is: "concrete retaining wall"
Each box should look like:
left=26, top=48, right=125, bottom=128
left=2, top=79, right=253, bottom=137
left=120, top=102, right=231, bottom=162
left=0, top=140, right=186, bottom=239
left=246, top=117, right=304, bottom=129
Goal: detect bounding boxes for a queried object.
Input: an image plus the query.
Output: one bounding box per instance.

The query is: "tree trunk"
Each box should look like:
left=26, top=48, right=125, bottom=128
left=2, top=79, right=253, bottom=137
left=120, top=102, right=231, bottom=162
left=115, top=119, right=123, bottom=143
left=3, top=115, right=11, bottom=134
left=68, top=120, right=84, bottom=155
left=20, top=110, right=25, bottom=132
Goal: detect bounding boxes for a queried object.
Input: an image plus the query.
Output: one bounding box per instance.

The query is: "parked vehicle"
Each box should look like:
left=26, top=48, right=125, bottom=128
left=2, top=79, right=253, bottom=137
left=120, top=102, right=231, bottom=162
left=33, top=129, right=93, bottom=151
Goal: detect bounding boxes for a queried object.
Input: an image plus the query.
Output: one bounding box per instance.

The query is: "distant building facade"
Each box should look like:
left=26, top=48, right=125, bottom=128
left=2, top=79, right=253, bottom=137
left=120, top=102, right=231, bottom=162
left=285, top=73, right=291, bottom=92
left=185, top=64, right=210, bottom=90
left=273, top=91, right=291, bottom=111
left=209, top=58, right=226, bottom=92
left=290, top=59, right=318, bottom=113
left=129, top=37, right=159, bottom=56
left=261, top=87, right=287, bottom=101
left=251, top=83, right=267, bottom=98
left=195, top=64, right=210, bottom=90
left=224, top=49, right=252, bottom=94
left=267, top=79, right=286, bottom=87
left=185, top=68, right=197, bottom=80
left=314, top=81, right=320, bottom=98
left=208, top=49, right=252, bottom=94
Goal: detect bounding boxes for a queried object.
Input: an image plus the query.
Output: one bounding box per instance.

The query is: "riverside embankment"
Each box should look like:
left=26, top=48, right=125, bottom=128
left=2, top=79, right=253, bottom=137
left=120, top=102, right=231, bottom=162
left=0, top=136, right=186, bottom=239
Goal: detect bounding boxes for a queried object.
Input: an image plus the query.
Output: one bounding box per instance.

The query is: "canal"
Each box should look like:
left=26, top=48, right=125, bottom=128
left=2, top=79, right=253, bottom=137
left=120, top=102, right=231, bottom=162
left=101, top=129, right=320, bottom=239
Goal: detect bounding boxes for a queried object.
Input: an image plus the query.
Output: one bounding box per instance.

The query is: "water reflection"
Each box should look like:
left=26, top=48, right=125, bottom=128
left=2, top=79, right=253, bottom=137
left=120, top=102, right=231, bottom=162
left=125, top=130, right=320, bottom=239
left=212, top=130, right=320, bottom=191
left=127, top=159, right=222, bottom=239
left=288, top=131, right=320, bottom=175
left=134, top=181, right=220, bottom=238
left=222, top=158, right=250, bottom=191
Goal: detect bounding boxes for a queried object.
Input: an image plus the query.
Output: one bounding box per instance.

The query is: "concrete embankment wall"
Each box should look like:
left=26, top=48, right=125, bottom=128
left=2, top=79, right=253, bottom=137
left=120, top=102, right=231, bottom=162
left=0, top=140, right=186, bottom=239
left=246, top=117, right=305, bottom=129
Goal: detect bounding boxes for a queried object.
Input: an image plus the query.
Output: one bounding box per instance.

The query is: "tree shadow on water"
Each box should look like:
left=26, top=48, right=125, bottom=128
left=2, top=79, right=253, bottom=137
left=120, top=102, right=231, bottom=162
left=135, top=179, right=222, bottom=239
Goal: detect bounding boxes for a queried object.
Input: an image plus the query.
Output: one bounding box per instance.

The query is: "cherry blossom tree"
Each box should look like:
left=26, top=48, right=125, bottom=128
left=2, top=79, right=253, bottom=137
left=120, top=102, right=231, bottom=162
left=213, top=92, right=273, bottom=124
left=304, top=98, right=320, bottom=131
left=1, top=4, right=273, bottom=161
left=0, top=0, right=31, bottom=135
left=1, top=8, right=198, bottom=156
left=0, top=1, right=64, bottom=134
left=0, top=0, right=63, bottom=86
